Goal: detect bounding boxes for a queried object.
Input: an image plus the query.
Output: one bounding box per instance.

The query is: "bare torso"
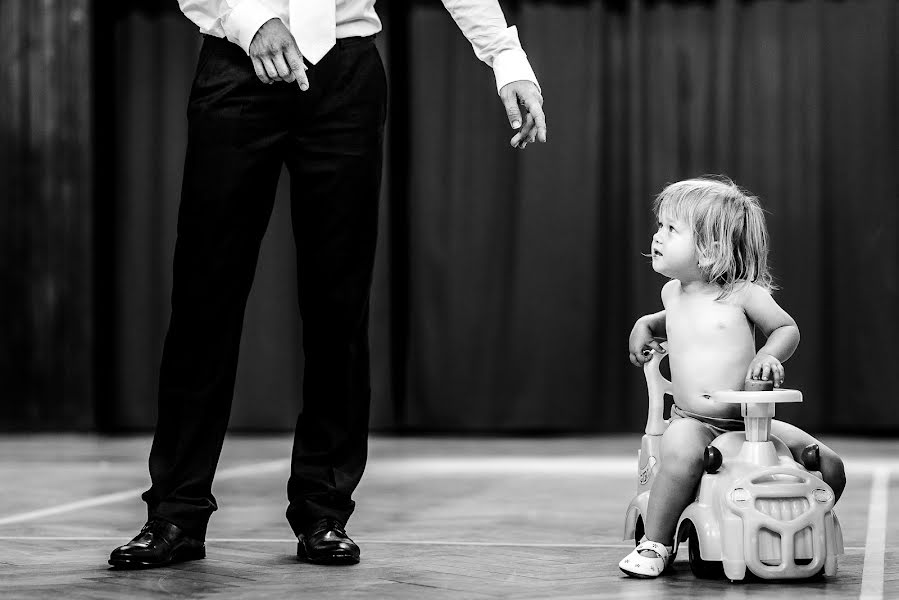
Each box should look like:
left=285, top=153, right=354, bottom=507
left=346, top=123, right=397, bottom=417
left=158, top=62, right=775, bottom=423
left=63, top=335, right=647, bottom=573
left=665, top=282, right=755, bottom=419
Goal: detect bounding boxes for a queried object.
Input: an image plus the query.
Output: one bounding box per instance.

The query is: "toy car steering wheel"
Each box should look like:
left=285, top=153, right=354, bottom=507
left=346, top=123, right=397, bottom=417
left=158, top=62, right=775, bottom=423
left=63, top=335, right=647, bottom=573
left=711, top=384, right=802, bottom=442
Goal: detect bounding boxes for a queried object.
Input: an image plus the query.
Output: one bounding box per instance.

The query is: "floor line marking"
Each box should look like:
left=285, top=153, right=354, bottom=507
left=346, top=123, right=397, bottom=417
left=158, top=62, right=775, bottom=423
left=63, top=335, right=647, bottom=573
left=1, top=454, right=890, bottom=526
left=0, top=537, right=629, bottom=548
left=0, top=456, right=896, bottom=475
left=368, top=456, right=898, bottom=475
left=0, top=459, right=289, bottom=527
left=0, top=490, right=144, bottom=527
left=0, top=536, right=869, bottom=551
left=860, top=467, right=889, bottom=600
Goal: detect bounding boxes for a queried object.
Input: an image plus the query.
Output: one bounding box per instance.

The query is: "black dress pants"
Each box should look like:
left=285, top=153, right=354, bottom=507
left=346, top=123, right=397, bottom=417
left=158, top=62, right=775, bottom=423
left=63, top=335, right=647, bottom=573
left=141, top=33, right=387, bottom=540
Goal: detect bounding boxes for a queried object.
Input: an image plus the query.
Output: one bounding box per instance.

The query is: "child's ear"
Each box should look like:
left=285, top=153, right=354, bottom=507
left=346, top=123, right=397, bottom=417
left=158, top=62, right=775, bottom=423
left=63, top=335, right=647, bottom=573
left=697, top=242, right=720, bottom=269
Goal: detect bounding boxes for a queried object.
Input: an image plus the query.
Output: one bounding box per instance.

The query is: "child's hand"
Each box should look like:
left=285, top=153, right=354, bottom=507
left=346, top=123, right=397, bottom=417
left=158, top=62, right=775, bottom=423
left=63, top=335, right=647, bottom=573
left=628, top=320, right=666, bottom=367
left=747, top=353, right=785, bottom=387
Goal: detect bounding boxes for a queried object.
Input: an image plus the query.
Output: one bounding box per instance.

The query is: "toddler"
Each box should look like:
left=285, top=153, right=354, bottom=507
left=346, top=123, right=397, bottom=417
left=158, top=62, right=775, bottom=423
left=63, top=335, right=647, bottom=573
left=618, top=177, right=846, bottom=578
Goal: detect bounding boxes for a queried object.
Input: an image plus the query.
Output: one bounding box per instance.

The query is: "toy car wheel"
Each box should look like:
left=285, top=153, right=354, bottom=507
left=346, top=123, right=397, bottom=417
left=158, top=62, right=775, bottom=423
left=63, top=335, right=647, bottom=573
left=687, top=525, right=724, bottom=579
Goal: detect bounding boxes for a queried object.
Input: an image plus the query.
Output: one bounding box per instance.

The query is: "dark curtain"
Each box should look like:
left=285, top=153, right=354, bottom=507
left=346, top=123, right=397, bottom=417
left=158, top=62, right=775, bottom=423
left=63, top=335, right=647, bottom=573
left=1, top=0, right=94, bottom=430
left=403, top=0, right=898, bottom=433
left=106, top=1, right=897, bottom=433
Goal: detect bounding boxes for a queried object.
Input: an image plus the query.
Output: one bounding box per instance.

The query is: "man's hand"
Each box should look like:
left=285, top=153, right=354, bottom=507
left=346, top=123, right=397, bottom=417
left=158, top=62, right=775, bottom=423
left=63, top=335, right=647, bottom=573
left=249, top=18, right=309, bottom=90
left=499, top=80, right=546, bottom=149
left=747, top=353, right=785, bottom=387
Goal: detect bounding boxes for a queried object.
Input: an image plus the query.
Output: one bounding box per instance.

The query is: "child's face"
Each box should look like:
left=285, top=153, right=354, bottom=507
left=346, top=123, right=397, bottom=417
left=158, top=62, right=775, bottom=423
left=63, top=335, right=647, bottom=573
left=651, top=213, right=701, bottom=280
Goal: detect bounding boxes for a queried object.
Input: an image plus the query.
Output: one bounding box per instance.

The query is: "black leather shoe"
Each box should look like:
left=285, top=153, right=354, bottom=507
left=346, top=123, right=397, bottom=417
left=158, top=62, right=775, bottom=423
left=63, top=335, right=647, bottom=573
left=297, top=518, right=360, bottom=565
left=108, top=519, right=205, bottom=569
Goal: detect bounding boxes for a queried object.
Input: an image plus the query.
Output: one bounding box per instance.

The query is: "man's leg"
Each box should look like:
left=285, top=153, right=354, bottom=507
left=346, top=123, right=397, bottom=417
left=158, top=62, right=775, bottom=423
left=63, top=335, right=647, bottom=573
left=283, top=37, right=387, bottom=549
left=141, top=36, right=288, bottom=539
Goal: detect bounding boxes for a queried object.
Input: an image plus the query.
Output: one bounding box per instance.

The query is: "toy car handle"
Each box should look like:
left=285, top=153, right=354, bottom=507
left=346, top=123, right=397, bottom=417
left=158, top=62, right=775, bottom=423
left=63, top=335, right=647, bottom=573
left=643, top=341, right=672, bottom=436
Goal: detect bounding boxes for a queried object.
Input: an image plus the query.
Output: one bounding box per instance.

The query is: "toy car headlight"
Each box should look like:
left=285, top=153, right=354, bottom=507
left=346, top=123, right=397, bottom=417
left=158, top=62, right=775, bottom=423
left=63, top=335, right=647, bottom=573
left=813, top=488, right=833, bottom=503
left=730, top=488, right=751, bottom=503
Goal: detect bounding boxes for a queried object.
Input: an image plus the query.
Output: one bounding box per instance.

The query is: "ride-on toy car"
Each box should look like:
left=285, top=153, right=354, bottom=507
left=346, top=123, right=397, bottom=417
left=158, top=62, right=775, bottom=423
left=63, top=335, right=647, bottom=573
left=622, top=343, right=843, bottom=581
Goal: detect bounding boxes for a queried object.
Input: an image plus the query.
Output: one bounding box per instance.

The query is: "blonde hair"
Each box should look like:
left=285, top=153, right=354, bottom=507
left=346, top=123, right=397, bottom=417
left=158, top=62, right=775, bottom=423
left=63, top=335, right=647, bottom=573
left=652, top=176, right=775, bottom=298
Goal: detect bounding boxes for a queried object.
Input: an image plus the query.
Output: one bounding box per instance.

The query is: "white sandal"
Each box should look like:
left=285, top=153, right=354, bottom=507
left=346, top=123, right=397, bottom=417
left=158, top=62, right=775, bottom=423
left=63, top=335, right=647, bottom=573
left=619, top=540, right=674, bottom=578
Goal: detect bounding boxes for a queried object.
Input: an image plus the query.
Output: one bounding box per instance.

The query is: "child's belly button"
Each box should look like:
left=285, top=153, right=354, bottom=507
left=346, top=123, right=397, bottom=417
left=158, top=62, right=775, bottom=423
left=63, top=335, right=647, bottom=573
left=677, top=394, right=741, bottom=419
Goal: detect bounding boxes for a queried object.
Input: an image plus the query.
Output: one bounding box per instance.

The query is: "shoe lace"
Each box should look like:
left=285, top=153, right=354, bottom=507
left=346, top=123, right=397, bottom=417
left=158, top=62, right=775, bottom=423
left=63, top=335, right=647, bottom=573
left=140, top=519, right=169, bottom=535
left=313, top=517, right=345, bottom=535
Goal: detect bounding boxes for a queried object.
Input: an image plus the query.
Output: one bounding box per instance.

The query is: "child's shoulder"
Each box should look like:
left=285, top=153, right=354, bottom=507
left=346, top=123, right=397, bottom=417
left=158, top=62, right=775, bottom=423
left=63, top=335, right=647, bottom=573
left=660, top=279, right=680, bottom=304
left=729, top=281, right=773, bottom=305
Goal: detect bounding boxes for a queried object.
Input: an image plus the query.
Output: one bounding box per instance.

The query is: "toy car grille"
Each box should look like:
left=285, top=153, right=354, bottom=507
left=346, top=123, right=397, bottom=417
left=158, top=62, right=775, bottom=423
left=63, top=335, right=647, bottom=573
left=755, top=497, right=810, bottom=521
left=755, top=497, right=813, bottom=564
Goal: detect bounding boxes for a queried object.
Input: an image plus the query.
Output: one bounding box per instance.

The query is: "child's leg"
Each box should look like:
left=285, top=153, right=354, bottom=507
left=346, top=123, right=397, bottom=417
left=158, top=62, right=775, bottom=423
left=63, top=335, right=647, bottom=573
left=771, top=419, right=846, bottom=501
left=643, top=417, right=717, bottom=546
left=620, top=417, right=716, bottom=577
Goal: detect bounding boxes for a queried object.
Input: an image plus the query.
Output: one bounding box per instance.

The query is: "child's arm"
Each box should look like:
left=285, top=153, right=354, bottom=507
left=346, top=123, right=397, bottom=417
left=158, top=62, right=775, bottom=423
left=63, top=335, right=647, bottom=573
left=628, top=311, right=666, bottom=366
left=740, top=283, right=800, bottom=387
left=628, top=281, right=676, bottom=366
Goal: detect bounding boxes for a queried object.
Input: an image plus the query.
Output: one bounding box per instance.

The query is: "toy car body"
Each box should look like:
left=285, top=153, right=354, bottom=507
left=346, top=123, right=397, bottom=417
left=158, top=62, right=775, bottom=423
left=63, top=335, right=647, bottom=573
left=622, top=343, right=843, bottom=581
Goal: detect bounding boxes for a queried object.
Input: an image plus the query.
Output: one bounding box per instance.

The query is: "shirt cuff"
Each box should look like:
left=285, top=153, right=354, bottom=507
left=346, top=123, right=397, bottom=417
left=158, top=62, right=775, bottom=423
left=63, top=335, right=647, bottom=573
left=223, top=0, right=281, bottom=55
left=492, top=48, right=540, bottom=95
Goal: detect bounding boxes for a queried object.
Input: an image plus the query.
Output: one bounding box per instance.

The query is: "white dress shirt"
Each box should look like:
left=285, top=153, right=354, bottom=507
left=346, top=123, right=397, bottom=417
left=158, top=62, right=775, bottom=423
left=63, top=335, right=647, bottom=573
left=177, top=0, right=539, bottom=93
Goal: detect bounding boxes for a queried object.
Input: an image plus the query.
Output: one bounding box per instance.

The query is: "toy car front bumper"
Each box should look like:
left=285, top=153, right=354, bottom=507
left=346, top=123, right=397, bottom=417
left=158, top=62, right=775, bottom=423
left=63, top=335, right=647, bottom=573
left=725, top=471, right=837, bottom=579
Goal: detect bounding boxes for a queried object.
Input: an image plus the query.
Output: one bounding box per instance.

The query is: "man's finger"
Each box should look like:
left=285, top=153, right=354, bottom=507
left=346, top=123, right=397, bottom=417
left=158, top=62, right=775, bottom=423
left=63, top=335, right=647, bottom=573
left=262, top=56, right=280, bottom=82
left=510, top=113, right=535, bottom=148
left=518, top=113, right=537, bottom=148
left=251, top=56, right=271, bottom=84
left=519, top=112, right=536, bottom=138
left=283, top=45, right=309, bottom=91
left=502, top=92, right=522, bottom=130
left=272, top=52, right=292, bottom=81
left=526, top=98, right=548, bottom=143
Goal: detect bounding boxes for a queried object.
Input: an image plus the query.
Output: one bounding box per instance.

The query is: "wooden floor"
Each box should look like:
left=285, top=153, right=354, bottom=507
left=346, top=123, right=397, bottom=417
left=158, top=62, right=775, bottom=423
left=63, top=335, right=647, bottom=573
left=0, top=434, right=895, bottom=599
